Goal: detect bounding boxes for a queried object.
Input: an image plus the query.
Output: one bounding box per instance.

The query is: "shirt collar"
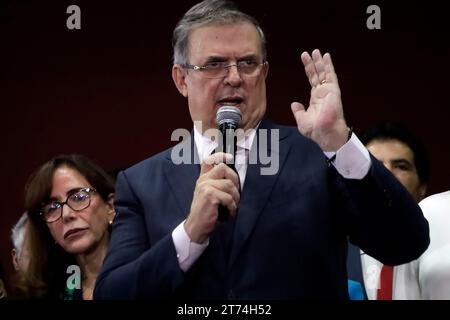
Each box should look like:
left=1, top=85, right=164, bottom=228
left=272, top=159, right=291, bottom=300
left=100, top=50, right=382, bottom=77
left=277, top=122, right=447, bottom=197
left=193, top=122, right=259, bottom=163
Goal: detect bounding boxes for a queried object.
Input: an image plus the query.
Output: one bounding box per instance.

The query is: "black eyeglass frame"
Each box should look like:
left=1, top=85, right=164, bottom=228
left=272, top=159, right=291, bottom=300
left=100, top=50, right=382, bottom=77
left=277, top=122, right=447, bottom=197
left=39, top=187, right=97, bottom=223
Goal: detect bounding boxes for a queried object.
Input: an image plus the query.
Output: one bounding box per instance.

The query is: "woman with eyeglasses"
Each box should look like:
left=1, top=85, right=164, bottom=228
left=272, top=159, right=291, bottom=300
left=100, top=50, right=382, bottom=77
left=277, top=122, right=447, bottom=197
left=16, top=154, right=115, bottom=300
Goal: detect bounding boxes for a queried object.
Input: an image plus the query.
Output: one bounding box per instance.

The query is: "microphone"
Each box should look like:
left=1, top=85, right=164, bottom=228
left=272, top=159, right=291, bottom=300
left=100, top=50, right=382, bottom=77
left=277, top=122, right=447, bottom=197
left=215, top=105, right=241, bottom=222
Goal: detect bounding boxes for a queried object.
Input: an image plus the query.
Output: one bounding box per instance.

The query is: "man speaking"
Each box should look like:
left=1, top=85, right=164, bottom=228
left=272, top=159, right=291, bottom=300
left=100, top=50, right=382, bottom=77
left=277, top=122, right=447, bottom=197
left=94, top=0, right=429, bottom=299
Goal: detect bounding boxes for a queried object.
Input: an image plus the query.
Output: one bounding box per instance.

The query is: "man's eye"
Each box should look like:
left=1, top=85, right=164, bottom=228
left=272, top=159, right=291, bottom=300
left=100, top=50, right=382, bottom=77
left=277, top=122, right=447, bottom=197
left=239, top=60, right=257, bottom=68
left=204, top=62, right=223, bottom=69
left=394, top=164, right=409, bottom=171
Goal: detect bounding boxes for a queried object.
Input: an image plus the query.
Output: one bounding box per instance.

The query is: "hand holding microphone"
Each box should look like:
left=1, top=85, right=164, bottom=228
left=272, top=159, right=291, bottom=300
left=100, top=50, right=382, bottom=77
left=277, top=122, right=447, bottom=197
left=184, top=106, right=241, bottom=243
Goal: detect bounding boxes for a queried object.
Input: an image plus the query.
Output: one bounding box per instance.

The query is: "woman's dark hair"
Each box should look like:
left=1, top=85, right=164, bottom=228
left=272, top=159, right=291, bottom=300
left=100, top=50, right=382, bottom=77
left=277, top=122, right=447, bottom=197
left=14, top=154, right=115, bottom=299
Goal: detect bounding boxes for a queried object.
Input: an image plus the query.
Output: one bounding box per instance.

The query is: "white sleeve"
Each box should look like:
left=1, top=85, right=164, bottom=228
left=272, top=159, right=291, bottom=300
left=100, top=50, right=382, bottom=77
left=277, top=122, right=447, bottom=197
left=324, top=133, right=371, bottom=180
left=393, top=259, right=422, bottom=299
left=171, top=220, right=209, bottom=272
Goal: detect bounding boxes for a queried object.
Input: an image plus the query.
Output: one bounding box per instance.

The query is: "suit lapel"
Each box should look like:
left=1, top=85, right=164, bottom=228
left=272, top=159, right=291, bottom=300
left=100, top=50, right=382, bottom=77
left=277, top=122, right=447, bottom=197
left=229, top=119, right=291, bottom=269
left=163, top=135, right=200, bottom=218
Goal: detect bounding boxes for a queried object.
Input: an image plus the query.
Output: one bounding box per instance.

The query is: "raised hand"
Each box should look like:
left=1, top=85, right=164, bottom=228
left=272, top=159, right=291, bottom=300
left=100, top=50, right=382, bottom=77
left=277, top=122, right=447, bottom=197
left=291, top=49, right=350, bottom=152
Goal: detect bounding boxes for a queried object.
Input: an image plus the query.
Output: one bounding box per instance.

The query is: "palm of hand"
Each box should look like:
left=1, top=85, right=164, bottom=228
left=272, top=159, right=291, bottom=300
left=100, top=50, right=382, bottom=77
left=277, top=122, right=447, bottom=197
left=291, top=50, right=348, bottom=151
left=305, top=83, right=344, bottom=141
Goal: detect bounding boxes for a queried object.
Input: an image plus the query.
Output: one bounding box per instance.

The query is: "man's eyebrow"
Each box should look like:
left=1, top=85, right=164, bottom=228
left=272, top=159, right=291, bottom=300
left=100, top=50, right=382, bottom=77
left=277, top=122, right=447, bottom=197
left=237, top=54, right=258, bottom=61
left=204, top=56, right=228, bottom=63
left=202, top=54, right=260, bottom=63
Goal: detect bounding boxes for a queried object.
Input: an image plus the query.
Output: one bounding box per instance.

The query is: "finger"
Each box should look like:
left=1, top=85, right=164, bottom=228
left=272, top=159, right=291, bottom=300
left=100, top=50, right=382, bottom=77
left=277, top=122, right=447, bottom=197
left=301, top=51, right=319, bottom=88
left=201, top=184, right=238, bottom=216
left=215, top=189, right=238, bottom=216
left=291, top=102, right=306, bottom=126
left=203, top=152, right=233, bottom=166
left=201, top=152, right=233, bottom=175
left=200, top=161, right=214, bottom=176
left=194, top=182, right=238, bottom=218
left=208, top=179, right=240, bottom=206
left=312, top=49, right=326, bottom=85
left=291, top=101, right=305, bottom=115
left=291, top=102, right=312, bottom=137
left=323, top=53, right=339, bottom=84
left=208, top=163, right=240, bottom=189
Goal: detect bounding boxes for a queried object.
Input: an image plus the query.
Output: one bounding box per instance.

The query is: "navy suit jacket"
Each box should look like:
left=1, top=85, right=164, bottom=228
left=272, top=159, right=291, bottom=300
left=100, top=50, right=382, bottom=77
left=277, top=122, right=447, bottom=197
left=94, top=119, right=429, bottom=299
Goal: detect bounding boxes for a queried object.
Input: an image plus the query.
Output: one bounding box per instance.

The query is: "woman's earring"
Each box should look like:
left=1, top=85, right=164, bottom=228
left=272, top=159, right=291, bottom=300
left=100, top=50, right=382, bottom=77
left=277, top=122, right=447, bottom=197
left=109, top=220, right=113, bottom=225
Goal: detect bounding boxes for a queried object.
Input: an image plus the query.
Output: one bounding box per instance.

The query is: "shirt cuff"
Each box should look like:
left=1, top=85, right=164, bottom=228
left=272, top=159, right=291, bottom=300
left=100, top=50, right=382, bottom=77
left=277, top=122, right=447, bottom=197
left=171, top=220, right=209, bottom=272
left=324, top=133, right=371, bottom=180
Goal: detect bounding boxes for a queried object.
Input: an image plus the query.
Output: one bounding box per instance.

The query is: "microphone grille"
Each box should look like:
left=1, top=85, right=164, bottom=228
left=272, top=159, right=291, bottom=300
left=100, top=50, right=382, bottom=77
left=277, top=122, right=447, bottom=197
left=216, top=106, right=242, bottom=127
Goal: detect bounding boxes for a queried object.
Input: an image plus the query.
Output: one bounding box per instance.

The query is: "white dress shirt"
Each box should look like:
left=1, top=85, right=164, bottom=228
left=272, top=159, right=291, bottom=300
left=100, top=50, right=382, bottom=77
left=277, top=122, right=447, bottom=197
left=172, top=125, right=371, bottom=272
left=394, top=191, right=450, bottom=299
left=360, top=252, right=384, bottom=300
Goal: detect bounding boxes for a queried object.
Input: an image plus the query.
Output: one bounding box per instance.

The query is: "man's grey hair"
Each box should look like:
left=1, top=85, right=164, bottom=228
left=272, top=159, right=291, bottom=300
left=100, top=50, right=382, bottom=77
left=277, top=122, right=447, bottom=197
left=172, top=0, right=267, bottom=65
left=11, top=213, right=28, bottom=254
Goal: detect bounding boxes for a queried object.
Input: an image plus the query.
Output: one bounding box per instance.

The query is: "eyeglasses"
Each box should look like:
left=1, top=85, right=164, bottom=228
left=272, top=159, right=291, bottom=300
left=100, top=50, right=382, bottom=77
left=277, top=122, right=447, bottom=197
left=183, top=60, right=267, bottom=79
left=40, top=187, right=97, bottom=223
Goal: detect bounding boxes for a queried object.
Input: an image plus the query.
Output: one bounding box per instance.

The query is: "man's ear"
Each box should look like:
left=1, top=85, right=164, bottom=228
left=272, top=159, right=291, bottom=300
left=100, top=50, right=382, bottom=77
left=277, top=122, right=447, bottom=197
left=11, top=248, right=19, bottom=271
left=262, top=61, right=269, bottom=79
left=418, top=184, right=427, bottom=202
left=172, top=64, right=188, bottom=97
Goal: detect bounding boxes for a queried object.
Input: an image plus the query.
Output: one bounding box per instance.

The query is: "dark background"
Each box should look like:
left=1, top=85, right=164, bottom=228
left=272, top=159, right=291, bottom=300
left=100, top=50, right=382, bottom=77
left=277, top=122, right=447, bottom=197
left=1, top=0, right=449, bottom=284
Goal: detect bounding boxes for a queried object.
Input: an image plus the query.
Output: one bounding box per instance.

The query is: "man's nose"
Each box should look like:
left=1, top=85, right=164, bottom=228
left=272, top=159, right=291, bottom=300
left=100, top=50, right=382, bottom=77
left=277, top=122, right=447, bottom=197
left=224, top=64, right=243, bottom=86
